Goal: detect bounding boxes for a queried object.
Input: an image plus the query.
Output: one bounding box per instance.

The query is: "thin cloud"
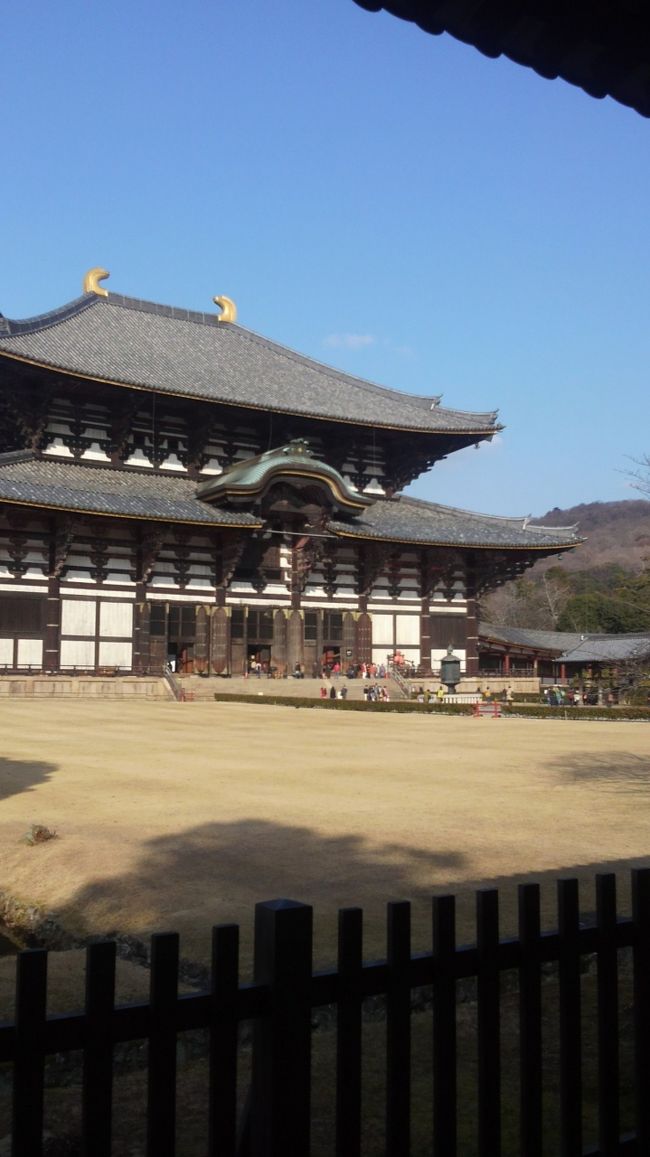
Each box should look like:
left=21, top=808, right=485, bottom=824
left=323, top=333, right=376, bottom=350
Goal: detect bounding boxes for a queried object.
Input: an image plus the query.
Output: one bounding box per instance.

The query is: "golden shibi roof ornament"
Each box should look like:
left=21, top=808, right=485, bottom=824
left=213, top=295, right=237, bottom=323
left=83, top=268, right=110, bottom=298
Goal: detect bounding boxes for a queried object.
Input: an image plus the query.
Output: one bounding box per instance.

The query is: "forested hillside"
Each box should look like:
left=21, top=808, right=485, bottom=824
left=535, top=500, right=650, bottom=573
left=481, top=499, right=650, bottom=632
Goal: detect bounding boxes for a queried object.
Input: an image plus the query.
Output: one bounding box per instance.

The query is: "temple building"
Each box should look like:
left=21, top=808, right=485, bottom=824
left=0, top=270, right=580, bottom=678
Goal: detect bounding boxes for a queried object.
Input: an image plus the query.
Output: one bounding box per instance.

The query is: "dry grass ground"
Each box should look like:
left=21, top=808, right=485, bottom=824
left=0, top=701, right=648, bottom=1153
left=1, top=699, right=649, bottom=979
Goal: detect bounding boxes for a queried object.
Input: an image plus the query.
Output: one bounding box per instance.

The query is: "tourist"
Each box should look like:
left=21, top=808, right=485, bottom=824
left=329, top=685, right=337, bottom=700
left=320, top=686, right=327, bottom=699
left=436, top=685, right=445, bottom=703
left=340, top=685, right=348, bottom=700
left=505, top=686, right=514, bottom=704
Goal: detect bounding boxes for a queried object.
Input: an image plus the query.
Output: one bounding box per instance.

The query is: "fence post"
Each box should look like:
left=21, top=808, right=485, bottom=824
left=248, top=898, right=313, bottom=1157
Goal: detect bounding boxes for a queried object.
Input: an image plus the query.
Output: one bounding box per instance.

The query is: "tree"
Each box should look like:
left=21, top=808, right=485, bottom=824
left=627, top=454, right=650, bottom=498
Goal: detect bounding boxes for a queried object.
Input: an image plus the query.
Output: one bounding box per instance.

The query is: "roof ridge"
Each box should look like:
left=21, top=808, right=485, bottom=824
left=0, top=295, right=97, bottom=336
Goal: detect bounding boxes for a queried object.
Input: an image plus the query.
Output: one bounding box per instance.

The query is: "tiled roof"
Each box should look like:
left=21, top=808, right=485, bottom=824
left=0, top=455, right=581, bottom=552
left=560, top=635, right=650, bottom=664
left=353, top=1, right=650, bottom=119
left=0, top=293, right=499, bottom=436
left=331, top=494, right=581, bottom=551
left=480, top=622, right=650, bottom=662
left=0, top=453, right=262, bottom=528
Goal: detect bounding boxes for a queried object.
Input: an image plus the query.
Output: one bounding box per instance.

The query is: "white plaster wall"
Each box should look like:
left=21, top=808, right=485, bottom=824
left=60, top=639, right=95, bottom=667
left=17, top=639, right=43, bottom=666
left=99, top=601, right=133, bottom=638
left=98, top=641, right=133, bottom=667
left=61, top=600, right=96, bottom=636
left=0, top=639, right=13, bottom=664
left=370, top=613, right=394, bottom=646
left=395, top=616, right=420, bottom=646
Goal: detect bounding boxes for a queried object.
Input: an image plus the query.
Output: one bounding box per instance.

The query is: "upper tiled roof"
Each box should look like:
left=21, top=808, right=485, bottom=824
left=0, top=292, right=499, bottom=436
left=353, top=1, right=650, bottom=119
left=331, top=494, right=581, bottom=551
left=0, top=454, right=580, bottom=553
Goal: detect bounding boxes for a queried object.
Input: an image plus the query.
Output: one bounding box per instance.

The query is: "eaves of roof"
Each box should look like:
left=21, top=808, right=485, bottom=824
left=353, top=0, right=650, bottom=119
left=329, top=494, right=582, bottom=551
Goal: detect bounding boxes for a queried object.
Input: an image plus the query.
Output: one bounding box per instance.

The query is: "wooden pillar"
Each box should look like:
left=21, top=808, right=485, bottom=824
left=43, top=576, right=61, bottom=673
left=503, top=651, right=511, bottom=676
left=419, top=598, right=432, bottom=675
left=272, top=611, right=288, bottom=675
left=132, top=584, right=149, bottom=674
left=356, top=612, right=372, bottom=665
left=286, top=610, right=304, bottom=670
left=342, top=612, right=356, bottom=669
left=194, top=605, right=209, bottom=674
left=465, top=594, right=479, bottom=678
left=211, top=607, right=231, bottom=674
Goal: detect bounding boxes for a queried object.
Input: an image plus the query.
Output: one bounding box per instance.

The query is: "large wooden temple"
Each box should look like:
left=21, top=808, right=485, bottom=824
left=0, top=270, right=580, bottom=678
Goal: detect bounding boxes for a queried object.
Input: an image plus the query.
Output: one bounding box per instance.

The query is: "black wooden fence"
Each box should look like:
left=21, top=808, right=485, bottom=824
left=1, top=870, right=649, bottom=1156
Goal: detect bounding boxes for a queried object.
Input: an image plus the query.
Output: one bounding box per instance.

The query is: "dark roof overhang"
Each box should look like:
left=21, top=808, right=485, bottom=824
left=353, top=1, right=650, bottom=118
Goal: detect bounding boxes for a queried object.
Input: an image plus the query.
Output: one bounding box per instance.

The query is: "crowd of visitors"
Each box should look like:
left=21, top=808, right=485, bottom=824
left=543, top=686, right=615, bottom=706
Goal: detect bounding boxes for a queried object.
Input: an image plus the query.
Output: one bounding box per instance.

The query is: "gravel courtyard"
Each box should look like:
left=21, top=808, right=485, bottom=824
left=1, top=699, right=649, bottom=973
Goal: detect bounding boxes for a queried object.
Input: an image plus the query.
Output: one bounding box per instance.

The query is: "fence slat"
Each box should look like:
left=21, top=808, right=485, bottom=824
left=632, top=868, right=650, bottom=1153
left=558, top=878, right=582, bottom=1157
left=13, top=949, right=47, bottom=1157
left=336, top=907, right=363, bottom=1157
left=208, top=924, right=239, bottom=1157
left=477, top=889, right=501, bottom=1157
left=147, top=932, right=180, bottom=1157
left=596, top=874, right=619, bottom=1155
left=82, top=941, right=116, bottom=1157
left=386, top=901, right=411, bottom=1157
left=432, top=893, right=457, bottom=1157
left=518, top=884, right=542, bottom=1157
left=249, top=899, right=313, bottom=1157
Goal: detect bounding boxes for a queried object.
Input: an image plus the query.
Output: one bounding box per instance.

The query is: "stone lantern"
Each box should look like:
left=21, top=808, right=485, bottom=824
left=440, top=645, right=461, bottom=695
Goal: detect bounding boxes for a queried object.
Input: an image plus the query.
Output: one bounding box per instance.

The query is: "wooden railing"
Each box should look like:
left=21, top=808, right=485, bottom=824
left=1, top=870, right=648, bottom=1155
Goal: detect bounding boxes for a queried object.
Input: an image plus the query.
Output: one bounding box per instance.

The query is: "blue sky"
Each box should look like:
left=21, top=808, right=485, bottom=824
left=2, top=0, right=649, bottom=516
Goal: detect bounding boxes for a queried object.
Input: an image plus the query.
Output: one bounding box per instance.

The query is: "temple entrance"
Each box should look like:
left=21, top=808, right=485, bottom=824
left=322, top=610, right=343, bottom=673
left=149, top=603, right=196, bottom=674
left=247, top=642, right=271, bottom=675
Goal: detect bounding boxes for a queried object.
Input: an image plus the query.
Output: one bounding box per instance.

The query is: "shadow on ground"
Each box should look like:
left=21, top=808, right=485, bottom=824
left=550, top=749, right=650, bottom=792
left=53, top=817, right=650, bottom=969
left=0, top=756, right=57, bottom=802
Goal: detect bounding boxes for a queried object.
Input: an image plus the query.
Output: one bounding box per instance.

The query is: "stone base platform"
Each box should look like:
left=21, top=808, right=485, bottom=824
left=0, top=676, right=168, bottom=698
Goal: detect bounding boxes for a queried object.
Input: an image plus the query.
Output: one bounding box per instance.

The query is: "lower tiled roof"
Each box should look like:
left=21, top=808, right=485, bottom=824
left=0, top=454, right=581, bottom=553
left=0, top=454, right=262, bottom=528
left=331, top=494, right=581, bottom=551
